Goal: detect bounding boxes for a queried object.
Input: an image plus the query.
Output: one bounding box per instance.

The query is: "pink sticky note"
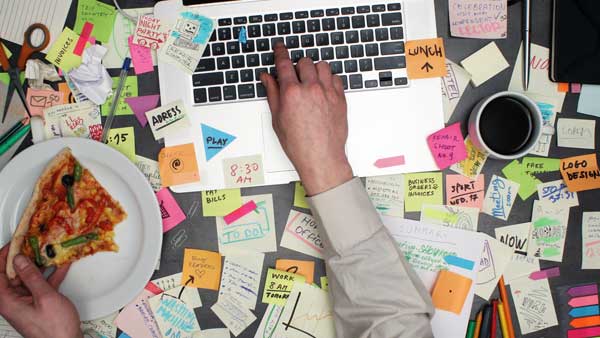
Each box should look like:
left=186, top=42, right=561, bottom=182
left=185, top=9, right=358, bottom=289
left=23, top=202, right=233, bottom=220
left=156, top=188, right=186, bottom=232
left=114, top=283, right=162, bottom=338
left=223, top=200, right=257, bottom=225
left=73, top=22, right=94, bottom=56
left=124, top=94, right=160, bottom=127
left=88, top=36, right=96, bottom=45
left=25, top=88, right=65, bottom=117
left=374, top=155, right=406, bottom=168
left=427, top=123, right=467, bottom=169
left=571, top=83, right=582, bottom=93
left=445, top=174, right=485, bottom=209
left=128, top=35, right=154, bottom=75
left=529, top=267, right=560, bottom=280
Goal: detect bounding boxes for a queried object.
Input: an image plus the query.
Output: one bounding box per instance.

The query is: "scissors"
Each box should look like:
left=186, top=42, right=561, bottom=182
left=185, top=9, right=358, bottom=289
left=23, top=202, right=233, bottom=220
left=0, top=23, right=50, bottom=123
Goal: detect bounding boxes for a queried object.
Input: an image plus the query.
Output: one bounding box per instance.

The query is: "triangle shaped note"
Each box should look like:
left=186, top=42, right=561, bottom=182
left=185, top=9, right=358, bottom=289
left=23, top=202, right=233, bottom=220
left=124, top=94, right=160, bottom=127
left=201, top=124, right=237, bottom=161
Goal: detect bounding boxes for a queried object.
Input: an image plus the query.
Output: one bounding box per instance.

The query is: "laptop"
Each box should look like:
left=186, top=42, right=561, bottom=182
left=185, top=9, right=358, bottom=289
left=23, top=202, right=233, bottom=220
left=156, top=0, right=443, bottom=193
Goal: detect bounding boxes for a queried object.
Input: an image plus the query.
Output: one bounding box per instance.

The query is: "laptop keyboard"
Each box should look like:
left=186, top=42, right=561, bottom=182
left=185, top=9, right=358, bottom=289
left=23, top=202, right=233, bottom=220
left=192, top=3, right=408, bottom=105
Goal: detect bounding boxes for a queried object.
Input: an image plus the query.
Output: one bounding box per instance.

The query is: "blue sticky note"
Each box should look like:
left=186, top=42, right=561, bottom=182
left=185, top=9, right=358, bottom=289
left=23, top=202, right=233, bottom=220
left=201, top=124, right=237, bottom=161
left=443, top=255, right=475, bottom=270
left=569, top=305, right=599, bottom=318
left=239, top=27, right=247, bottom=44
left=118, top=332, right=131, bottom=338
left=578, top=84, right=600, bottom=118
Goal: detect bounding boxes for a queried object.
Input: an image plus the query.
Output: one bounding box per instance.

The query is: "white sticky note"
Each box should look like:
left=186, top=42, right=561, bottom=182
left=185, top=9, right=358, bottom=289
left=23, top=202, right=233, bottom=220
left=253, top=304, right=284, bottom=338
left=494, top=222, right=531, bottom=255
left=219, top=251, right=265, bottom=310
left=510, top=276, right=558, bottom=335
left=582, top=212, right=600, bottom=270
left=152, top=272, right=183, bottom=291
left=556, top=118, right=596, bottom=149
left=215, top=194, right=277, bottom=255
left=211, top=295, right=257, bottom=337
left=537, top=179, right=579, bottom=208
left=420, top=204, right=479, bottom=232
left=135, top=155, right=162, bottom=191
left=475, top=234, right=514, bottom=300
left=280, top=210, right=324, bottom=259
left=442, top=59, right=471, bottom=122
left=366, top=174, right=404, bottom=218
left=146, top=100, right=191, bottom=140
left=503, top=253, right=540, bottom=284
left=161, top=286, right=203, bottom=309
left=527, top=200, right=569, bottom=262
left=578, top=84, right=600, bottom=118
left=461, top=42, right=509, bottom=87
left=148, top=293, right=201, bottom=338
left=482, top=175, right=520, bottom=221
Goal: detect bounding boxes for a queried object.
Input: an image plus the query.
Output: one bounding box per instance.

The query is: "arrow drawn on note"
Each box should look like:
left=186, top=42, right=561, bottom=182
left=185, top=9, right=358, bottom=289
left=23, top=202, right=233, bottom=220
left=178, top=275, right=195, bottom=299
left=421, top=62, right=434, bottom=72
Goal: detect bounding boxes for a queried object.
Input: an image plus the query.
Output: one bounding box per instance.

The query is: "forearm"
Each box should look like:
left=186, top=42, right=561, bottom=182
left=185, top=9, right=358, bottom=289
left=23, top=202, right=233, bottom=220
left=308, top=178, right=434, bottom=338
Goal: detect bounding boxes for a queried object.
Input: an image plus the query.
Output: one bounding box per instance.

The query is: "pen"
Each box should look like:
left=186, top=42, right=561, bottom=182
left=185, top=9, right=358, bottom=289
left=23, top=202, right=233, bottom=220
left=498, top=277, right=516, bottom=338
left=523, top=0, right=531, bottom=91
left=491, top=299, right=498, bottom=338
left=0, top=123, right=30, bottom=157
left=497, top=300, right=510, bottom=338
left=101, top=57, right=131, bottom=143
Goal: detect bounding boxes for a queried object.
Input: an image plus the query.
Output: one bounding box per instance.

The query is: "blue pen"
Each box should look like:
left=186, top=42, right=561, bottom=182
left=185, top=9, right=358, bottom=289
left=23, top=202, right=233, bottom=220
left=101, top=57, right=131, bottom=143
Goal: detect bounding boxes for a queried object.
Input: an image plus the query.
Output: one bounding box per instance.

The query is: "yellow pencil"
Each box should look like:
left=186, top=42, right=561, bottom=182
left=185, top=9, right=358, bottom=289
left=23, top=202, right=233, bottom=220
left=498, top=276, right=516, bottom=338
left=474, top=309, right=483, bottom=338
left=497, top=300, right=510, bottom=338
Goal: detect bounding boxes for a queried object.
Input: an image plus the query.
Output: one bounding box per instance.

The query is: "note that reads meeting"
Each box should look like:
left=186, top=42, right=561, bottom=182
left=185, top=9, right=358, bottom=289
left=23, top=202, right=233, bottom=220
left=448, top=0, right=507, bottom=39
left=483, top=175, right=519, bottom=221
left=560, top=153, right=600, bottom=192
left=146, top=100, right=191, bottom=140
left=427, top=123, right=467, bottom=169
left=404, top=172, right=443, bottom=212
left=405, top=38, right=447, bottom=79
left=181, top=248, right=221, bottom=290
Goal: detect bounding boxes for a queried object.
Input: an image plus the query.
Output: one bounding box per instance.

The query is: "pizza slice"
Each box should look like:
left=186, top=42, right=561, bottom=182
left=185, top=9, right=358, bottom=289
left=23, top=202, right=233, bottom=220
left=7, top=148, right=127, bottom=279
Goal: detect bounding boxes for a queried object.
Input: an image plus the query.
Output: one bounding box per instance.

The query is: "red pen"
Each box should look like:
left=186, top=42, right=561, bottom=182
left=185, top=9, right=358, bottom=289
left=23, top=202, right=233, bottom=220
left=491, top=299, right=498, bottom=338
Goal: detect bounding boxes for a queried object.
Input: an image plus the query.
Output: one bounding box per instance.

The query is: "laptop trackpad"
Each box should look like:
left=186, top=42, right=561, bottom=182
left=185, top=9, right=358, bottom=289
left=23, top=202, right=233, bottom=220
left=261, top=111, right=295, bottom=173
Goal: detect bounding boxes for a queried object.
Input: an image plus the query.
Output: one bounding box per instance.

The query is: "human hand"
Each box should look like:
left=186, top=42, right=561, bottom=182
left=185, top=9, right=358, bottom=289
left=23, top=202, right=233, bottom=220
left=0, top=244, right=82, bottom=338
left=260, top=43, right=353, bottom=196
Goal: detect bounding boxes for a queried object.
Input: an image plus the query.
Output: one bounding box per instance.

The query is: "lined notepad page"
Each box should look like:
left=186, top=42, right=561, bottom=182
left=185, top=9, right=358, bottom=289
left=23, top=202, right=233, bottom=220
left=0, top=316, right=22, bottom=338
left=0, top=0, right=72, bottom=53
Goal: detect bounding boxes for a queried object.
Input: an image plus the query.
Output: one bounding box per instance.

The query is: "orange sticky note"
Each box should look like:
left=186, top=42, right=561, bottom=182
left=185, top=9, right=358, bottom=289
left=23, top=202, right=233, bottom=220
left=406, top=37, right=447, bottom=79
left=58, top=82, right=76, bottom=104
left=560, top=153, right=600, bottom=192
left=181, top=248, right=222, bottom=290
left=558, top=82, right=569, bottom=92
left=275, top=259, right=315, bottom=284
left=158, top=143, right=200, bottom=187
left=431, top=270, right=472, bottom=315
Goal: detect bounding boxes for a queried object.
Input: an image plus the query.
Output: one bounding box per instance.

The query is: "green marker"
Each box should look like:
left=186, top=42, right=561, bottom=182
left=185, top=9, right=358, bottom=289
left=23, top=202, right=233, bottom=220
left=465, top=320, right=476, bottom=338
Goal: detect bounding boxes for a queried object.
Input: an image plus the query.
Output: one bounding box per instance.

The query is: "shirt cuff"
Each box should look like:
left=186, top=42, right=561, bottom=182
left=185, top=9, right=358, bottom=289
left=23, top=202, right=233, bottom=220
left=307, top=177, right=382, bottom=255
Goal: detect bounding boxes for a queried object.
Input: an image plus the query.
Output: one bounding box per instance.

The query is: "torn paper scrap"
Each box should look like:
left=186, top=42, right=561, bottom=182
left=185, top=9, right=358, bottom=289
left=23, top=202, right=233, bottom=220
left=510, top=276, right=558, bottom=334
left=442, top=59, right=471, bottom=122
left=537, top=179, right=578, bottom=208
left=450, top=137, right=489, bottom=179
left=475, top=234, right=514, bottom=300
left=218, top=251, right=264, bottom=310
left=25, top=59, right=61, bottom=90
left=133, top=15, right=169, bottom=49
left=135, top=155, right=162, bottom=191
left=211, top=295, right=256, bottom=337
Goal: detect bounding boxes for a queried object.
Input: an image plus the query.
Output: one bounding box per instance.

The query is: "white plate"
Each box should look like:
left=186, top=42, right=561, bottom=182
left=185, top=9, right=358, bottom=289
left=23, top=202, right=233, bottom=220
left=0, top=138, right=162, bottom=321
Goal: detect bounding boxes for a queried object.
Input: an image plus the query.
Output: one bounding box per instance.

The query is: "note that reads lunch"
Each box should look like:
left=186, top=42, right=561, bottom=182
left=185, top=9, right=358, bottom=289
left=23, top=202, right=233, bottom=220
left=405, top=37, right=447, bottom=79
left=404, top=172, right=443, bottom=212
left=560, top=153, right=600, bottom=192
left=146, top=100, right=191, bottom=140
left=262, top=268, right=306, bottom=306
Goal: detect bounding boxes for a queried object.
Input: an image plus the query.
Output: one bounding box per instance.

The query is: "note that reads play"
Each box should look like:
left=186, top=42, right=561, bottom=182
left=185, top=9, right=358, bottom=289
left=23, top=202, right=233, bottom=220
left=560, top=153, right=600, bottom=192
left=405, top=37, right=447, bottom=79
left=146, top=100, right=191, bottom=140
left=427, top=123, right=467, bottom=169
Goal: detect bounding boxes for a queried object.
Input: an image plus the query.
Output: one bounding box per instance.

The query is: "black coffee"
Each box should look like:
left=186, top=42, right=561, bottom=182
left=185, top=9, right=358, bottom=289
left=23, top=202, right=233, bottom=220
left=479, top=97, right=533, bottom=155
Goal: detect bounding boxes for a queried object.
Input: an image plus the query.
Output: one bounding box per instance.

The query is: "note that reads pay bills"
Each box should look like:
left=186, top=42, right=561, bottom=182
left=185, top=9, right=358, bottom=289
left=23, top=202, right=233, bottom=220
left=146, top=100, right=191, bottom=140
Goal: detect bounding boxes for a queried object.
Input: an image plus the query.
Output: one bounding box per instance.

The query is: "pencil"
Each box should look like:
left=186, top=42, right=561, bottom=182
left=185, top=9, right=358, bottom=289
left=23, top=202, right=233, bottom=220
left=474, top=309, right=483, bottom=338
left=466, top=320, right=476, bottom=338
left=498, top=276, right=516, bottom=338
left=498, top=300, right=510, bottom=338
left=491, top=299, right=498, bottom=338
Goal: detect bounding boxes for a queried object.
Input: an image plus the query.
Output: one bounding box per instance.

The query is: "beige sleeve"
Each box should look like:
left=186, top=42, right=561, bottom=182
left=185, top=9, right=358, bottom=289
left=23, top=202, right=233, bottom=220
left=307, top=177, right=434, bottom=338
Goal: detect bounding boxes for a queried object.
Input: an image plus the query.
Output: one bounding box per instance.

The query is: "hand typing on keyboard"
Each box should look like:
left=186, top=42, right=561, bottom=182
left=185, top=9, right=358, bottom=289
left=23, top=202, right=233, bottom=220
left=261, top=42, right=354, bottom=196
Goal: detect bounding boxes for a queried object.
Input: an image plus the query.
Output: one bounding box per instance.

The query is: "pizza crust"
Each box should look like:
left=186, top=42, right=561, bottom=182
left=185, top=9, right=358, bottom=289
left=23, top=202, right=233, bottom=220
left=6, top=148, right=73, bottom=279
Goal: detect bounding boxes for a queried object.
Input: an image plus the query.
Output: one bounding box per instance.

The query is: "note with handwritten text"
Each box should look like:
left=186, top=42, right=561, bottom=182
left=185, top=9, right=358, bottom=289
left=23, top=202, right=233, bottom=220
left=222, top=154, right=265, bottom=188
left=582, top=212, right=600, bottom=269
left=475, top=234, right=514, bottom=300
left=523, top=157, right=560, bottom=176
left=461, top=42, right=509, bottom=86
left=105, top=127, right=135, bottom=162
left=81, top=312, right=118, bottom=338
left=528, top=200, right=569, bottom=262
left=405, top=38, right=447, bottom=79
left=537, top=180, right=578, bottom=208
left=211, top=295, right=257, bottom=336
left=483, top=175, right=519, bottom=221
left=201, top=188, right=242, bottom=216
left=450, top=137, right=489, bottom=179
left=253, top=304, right=284, bottom=338
left=135, top=155, right=162, bottom=191
left=262, top=268, right=306, bottom=306
left=446, top=174, right=484, bottom=209
left=219, top=251, right=264, bottom=310
left=427, top=123, right=467, bottom=169
left=442, top=59, right=471, bottom=122
left=181, top=248, right=221, bottom=290
left=420, top=204, right=479, bottom=231
left=101, top=76, right=138, bottom=116
left=404, top=172, right=443, bottom=212
left=510, top=276, right=558, bottom=334
left=74, top=0, right=117, bottom=43
left=146, top=100, right=191, bottom=140
left=560, top=153, right=600, bottom=192
left=502, top=160, right=540, bottom=200
left=148, top=293, right=201, bottom=338
left=156, top=188, right=186, bottom=233
left=494, top=222, right=530, bottom=255
left=557, top=118, right=595, bottom=150
left=128, top=35, right=154, bottom=75
left=280, top=210, right=324, bottom=259
left=448, top=0, right=507, bottom=39
left=133, top=15, right=169, bottom=49
left=45, top=28, right=83, bottom=71
left=114, top=284, right=162, bottom=338
left=26, top=89, right=64, bottom=117
left=158, top=143, right=201, bottom=187
left=366, top=174, right=404, bottom=217
left=276, top=259, right=315, bottom=284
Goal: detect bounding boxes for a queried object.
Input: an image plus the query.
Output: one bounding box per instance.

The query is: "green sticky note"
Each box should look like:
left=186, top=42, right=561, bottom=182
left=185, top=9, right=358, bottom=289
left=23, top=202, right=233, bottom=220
left=101, top=76, right=138, bottom=116
left=404, top=172, right=443, bottom=212
left=106, top=127, right=136, bottom=162
left=501, top=160, right=540, bottom=200
left=262, top=268, right=306, bottom=306
left=45, top=27, right=83, bottom=72
left=522, top=157, right=560, bottom=175
left=74, top=0, right=117, bottom=43
left=201, top=189, right=243, bottom=216
left=320, top=276, right=328, bottom=291
left=0, top=72, right=25, bottom=86
left=294, top=181, right=310, bottom=209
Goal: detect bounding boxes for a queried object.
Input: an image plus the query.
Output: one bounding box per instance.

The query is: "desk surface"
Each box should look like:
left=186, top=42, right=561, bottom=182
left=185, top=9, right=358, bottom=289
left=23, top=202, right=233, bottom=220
left=6, top=0, right=599, bottom=337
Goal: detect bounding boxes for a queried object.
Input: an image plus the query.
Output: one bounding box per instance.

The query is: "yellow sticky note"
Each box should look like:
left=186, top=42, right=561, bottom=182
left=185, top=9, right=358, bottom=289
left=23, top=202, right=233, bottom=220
left=101, top=76, right=138, bottom=116
left=158, top=143, right=201, bottom=187
left=450, top=138, right=489, bottom=179
left=262, top=268, right=306, bottom=306
left=45, top=27, right=83, bottom=72
left=406, top=38, right=447, bottom=79
left=1, top=43, right=11, bottom=59
left=275, top=259, right=315, bottom=284
left=201, top=189, right=242, bottom=216
left=181, top=248, right=222, bottom=290
left=320, top=276, right=328, bottom=291
left=294, top=182, right=310, bottom=209
left=404, top=172, right=443, bottom=212
left=105, top=127, right=135, bottom=162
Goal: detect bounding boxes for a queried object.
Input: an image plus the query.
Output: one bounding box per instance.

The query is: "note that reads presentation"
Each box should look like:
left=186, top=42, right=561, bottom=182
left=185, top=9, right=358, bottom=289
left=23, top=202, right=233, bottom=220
left=405, top=38, right=447, bottom=79
left=560, top=153, right=600, bottom=192
left=449, top=0, right=507, bottom=39
left=404, top=172, right=443, bottom=212
left=427, top=123, right=467, bottom=169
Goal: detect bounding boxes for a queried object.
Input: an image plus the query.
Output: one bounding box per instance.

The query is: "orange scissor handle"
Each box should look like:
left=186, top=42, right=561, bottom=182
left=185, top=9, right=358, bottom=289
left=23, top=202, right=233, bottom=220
left=0, top=41, right=10, bottom=72
left=17, top=23, right=50, bottom=70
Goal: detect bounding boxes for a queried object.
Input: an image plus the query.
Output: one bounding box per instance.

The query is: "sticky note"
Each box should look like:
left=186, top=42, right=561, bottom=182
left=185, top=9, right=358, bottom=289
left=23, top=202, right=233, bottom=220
left=571, top=83, right=582, bottom=93
left=148, top=294, right=201, bottom=337
left=128, top=35, right=154, bottom=75
left=431, top=270, right=472, bottom=315
left=502, top=160, right=540, bottom=200
left=443, top=255, right=475, bottom=270
left=557, top=118, right=596, bottom=150
left=404, top=172, right=443, bottom=212
left=442, top=59, right=472, bottom=122
left=25, top=89, right=64, bottom=117
left=222, top=154, right=265, bottom=188
left=320, top=276, right=329, bottom=291
left=461, top=42, right=509, bottom=86
left=405, top=37, right=447, bottom=79
left=181, top=248, right=221, bottom=290
left=105, top=127, right=136, bottom=162
left=74, top=22, right=94, bottom=56
left=201, top=124, right=237, bottom=161
left=528, top=200, right=569, bottom=262
left=280, top=210, right=324, bottom=259
left=146, top=100, right=191, bottom=140
left=427, top=123, right=467, bottom=169
left=45, top=27, right=83, bottom=71
left=219, top=252, right=264, bottom=310
left=510, top=276, right=558, bottom=334
left=156, top=188, right=186, bottom=232
left=262, top=268, right=306, bottom=306
left=482, top=175, right=519, bottom=221
left=158, top=143, right=201, bottom=187
left=560, top=153, right=600, bottom=192
left=537, top=179, right=578, bottom=208
left=522, top=157, right=560, bottom=175
left=495, top=222, right=531, bottom=255
left=450, top=137, right=488, bottom=179
left=135, top=155, right=161, bottom=191
left=557, top=82, right=569, bottom=92
left=201, top=189, right=242, bottom=216
left=578, top=85, right=600, bottom=118
left=101, top=75, right=138, bottom=116
left=275, top=259, right=315, bottom=284
left=420, top=204, right=479, bottom=231
left=74, top=0, right=117, bottom=43
left=529, top=267, right=560, bottom=280
left=238, top=26, right=247, bottom=44
left=124, top=94, right=160, bottom=127
left=448, top=0, right=507, bottom=39
left=133, top=15, right=169, bottom=49
left=223, top=200, right=257, bottom=225
left=294, top=182, right=310, bottom=209
left=366, top=174, right=404, bottom=217
left=582, top=212, right=600, bottom=270
left=374, top=155, right=406, bottom=168
left=211, top=295, right=256, bottom=336
left=445, top=174, right=484, bottom=209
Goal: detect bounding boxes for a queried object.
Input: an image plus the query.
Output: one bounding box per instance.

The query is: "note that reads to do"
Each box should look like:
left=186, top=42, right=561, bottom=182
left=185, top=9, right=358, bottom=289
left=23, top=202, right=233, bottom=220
left=181, top=248, right=221, bottom=290
left=427, top=123, right=467, bottom=169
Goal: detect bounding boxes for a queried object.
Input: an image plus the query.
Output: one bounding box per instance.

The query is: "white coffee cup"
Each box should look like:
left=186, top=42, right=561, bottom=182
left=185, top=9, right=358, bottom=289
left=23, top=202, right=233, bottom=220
left=468, top=91, right=543, bottom=160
